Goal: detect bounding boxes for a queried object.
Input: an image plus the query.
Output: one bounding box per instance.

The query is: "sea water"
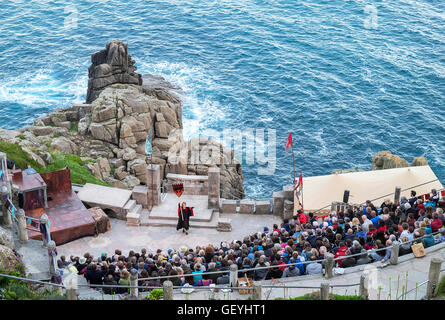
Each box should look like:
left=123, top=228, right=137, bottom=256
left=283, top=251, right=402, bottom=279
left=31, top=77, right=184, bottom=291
left=0, top=0, right=444, bottom=200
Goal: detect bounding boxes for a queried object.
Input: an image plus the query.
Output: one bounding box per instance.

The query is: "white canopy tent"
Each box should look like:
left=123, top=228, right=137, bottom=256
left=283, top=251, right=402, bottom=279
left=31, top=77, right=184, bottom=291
left=295, top=165, right=443, bottom=213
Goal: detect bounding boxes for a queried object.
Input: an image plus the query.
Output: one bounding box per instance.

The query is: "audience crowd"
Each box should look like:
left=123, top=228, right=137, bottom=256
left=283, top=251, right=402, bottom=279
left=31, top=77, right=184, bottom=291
left=57, top=190, right=445, bottom=293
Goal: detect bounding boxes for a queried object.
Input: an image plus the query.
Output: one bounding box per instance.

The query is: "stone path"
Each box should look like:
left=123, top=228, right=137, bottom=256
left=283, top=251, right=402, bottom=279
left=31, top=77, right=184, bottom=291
left=58, top=213, right=281, bottom=258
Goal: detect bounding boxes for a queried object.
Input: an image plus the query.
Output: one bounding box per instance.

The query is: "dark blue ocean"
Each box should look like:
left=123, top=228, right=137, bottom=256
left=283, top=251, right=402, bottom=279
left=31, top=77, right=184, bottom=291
left=0, top=0, right=444, bottom=199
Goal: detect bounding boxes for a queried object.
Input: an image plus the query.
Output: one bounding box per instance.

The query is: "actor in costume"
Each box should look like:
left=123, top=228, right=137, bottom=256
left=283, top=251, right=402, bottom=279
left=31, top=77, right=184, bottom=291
left=177, top=202, right=194, bottom=235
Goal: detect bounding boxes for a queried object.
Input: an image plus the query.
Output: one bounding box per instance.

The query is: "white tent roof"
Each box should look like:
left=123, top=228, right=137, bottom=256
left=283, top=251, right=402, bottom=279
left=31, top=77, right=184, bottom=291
left=298, top=165, right=443, bottom=213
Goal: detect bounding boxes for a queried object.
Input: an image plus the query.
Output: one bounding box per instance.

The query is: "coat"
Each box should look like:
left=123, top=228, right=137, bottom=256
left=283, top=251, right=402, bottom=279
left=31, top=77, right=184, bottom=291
left=177, top=205, right=194, bottom=230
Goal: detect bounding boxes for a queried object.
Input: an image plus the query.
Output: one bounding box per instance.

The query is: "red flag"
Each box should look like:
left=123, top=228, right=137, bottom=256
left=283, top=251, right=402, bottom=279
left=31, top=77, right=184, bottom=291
left=285, top=132, right=293, bottom=154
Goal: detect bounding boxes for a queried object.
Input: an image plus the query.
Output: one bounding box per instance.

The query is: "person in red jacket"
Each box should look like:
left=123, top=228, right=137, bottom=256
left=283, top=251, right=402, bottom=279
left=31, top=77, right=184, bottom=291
left=431, top=213, right=443, bottom=233
left=296, top=210, right=307, bottom=225
left=334, top=242, right=348, bottom=267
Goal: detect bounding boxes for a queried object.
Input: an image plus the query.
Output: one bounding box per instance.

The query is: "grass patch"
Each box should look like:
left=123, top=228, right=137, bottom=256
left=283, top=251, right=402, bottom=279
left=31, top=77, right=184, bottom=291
left=53, top=132, right=61, bottom=138
left=278, top=292, right=364, bottom=300
left=17, top=134, right=26, bottom=140
left=0, top=140, right=44, bottom=171
left=39, top=152, right=109, bottom=186
left=70, top=121, right=78, bottom=132
left=437, top=275, right=445, bottom=296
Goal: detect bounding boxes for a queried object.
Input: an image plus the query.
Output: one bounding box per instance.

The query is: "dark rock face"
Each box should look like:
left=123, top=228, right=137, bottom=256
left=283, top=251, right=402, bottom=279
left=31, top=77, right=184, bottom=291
left=86, top=40, right=142, bottom=103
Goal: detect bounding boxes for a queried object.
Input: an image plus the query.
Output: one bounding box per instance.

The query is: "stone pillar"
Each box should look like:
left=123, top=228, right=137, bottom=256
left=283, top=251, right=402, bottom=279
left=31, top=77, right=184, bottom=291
left=282, top=185, right=293, bottom=202
left=40, top=214, right=49, bottom=247
left=130, top=268, right=139, bottom=299
left=273, top=191, right=284, bottom=218
left=390, top=241, right=400, bottom=265
left=146, top=164, right=161, bottom=208
left=252, top=281, right=262, bottom=300
left=1, top=185, right=11, bottom=226
left=230, top=264, right=238, bottom=287
left=16, top=209, right=28, bottom=243
left=320, top=282, right=330, bottom=300
left=283, top=200, right=294, bottom=220
left=359, top=273, right=369, bottom=300
left=426, top=258, right=442, bottom=299
left=394, top=186, right=401, bottom=205
left=325, top=253, right=334, bottom=279
left=208, top=167, right=220, bottom=209
left=163, top=280, right=173, bottom=300
left=67, top=288, right=78, bottom=300
left=47, top=240, right=57, bottom=277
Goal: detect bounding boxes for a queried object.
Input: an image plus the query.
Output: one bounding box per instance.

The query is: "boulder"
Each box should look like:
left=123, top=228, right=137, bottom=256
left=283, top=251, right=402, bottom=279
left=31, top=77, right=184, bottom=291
left=412, top=156, right=428, bottom=167
left=86, top=40, right=142, bottom=103
left=88, top=207, right=111, bottom=235
left=51, top=137, right=78, bottom=154
left=0, top=226, right=14, bottom=249
left=371, top=151, right=409, bottom=170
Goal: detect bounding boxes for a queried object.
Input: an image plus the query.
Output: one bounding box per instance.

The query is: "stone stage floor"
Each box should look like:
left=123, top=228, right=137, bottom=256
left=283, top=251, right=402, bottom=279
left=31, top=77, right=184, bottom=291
left=57, top=213, right=281, bottom=258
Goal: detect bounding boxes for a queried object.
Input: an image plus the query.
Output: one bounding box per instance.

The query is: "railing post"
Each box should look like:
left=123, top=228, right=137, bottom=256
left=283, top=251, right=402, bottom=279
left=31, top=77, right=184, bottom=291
left=0, top=185, right=12, bottom=226
left=390, top=241, right=400, bottom=265
left=163, top=280, right=173, bottom=300
left=426, top=258, right=442, bottom=299
left=16, top=209, right=28, bottom=243
left=130, top=268, right=138, bottom=299
left=40, top=214, right=49, bottom=247
left=359, top=273, right=369, bottom=300
left=230, top=264, right=238, bottom=287
left=320, top=282, right=330, bottom=300
left=394, top=186, right=401, bottom=205
left=252, top=281, right=262, bottom=300
left=325, top=253, right=334, bottom=279
left=47, top=240, right=57, bottom=277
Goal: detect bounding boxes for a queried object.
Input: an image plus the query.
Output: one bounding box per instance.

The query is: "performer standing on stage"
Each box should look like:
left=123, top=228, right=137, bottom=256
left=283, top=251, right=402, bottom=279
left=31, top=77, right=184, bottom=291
left=177, top=202, right=194, bottom=235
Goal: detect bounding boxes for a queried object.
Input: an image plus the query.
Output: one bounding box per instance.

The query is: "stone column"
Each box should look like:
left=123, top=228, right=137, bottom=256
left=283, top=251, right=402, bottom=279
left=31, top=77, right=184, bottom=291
left=163, top=280, right=173, bottom=300
left=47, top=240, right=57, bottom=277
left=283, top=200, right=294, bottom=220
left=390, top=241, right=400, bottom=265
left=40, top=214, right=49, bottom=247
left=1, top=185, right=11, bottom=226
left=130, top=268, right=139, bottom=299
left=208, top=167, right=220, bottom=209
left=426, top=258, right=442, bottom=299
left=359, top=273, right=369, bottom=300
left=272, top=191, right=284, bottom=218
left=146, top=164, right=161, bottom=208
left=16, top=209, right=28, bottom=243
left=394, top=186, right=401, bottom=205
left=282, top=185, right=293, bottom=202
left=252, top=281, right=262, bottom=300
left=320, top=282, right=330, bottom=300
left=229, top=264, right=238, bottom=287
left=325, top=253, right=334, bottom=279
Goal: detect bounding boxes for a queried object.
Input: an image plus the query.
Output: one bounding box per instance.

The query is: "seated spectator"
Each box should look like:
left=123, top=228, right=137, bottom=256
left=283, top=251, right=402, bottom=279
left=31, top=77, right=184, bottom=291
left=253, top=257, right=268, bottom=280
left=305, top=255, right=322, bottom=275
left=57, top=255, right=70, bottom=269
left=192, top=263, right=204, bottom=284
left=85, top=263, right=104, bottom=286
left=103, top=274, right=118, bottom=295
left=431, top=213, right=443, bottom=233
left=356, top=249, right=371, bottom=265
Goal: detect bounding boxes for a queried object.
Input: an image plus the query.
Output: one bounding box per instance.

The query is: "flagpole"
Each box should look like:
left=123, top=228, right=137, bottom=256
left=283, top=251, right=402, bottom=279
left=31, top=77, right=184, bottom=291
left=301, top=170, right=304, bottom=213
left=291, top=139, right=296, bottom=183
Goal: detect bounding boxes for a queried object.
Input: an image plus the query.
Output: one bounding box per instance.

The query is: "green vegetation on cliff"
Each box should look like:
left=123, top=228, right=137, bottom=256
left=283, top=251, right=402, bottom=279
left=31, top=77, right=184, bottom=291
left=0, top=140, right=44, bottom=170
left=0, top=141, right=108, bottom=186
left=39, top=152, right=108, bottom=186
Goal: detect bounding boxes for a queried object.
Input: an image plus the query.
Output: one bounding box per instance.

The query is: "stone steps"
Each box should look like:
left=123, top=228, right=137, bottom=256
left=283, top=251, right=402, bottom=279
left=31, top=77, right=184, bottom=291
left=141, top=210, right=219, bottom=229
left=125, top=202, right=142, bottom=227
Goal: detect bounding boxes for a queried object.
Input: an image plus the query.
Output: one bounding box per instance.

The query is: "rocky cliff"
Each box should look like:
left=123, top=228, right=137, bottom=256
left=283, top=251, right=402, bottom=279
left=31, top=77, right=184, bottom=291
left=86, top=40, right=142, bottom=104
left=0, top=40, right=245, bottom=199
left=371, top=150, right=428, bottom=170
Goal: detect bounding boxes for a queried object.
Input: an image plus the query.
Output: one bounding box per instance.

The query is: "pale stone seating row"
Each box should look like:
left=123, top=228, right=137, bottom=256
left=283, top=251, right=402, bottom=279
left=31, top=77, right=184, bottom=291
left=220, top=199, right=272, bottom=214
